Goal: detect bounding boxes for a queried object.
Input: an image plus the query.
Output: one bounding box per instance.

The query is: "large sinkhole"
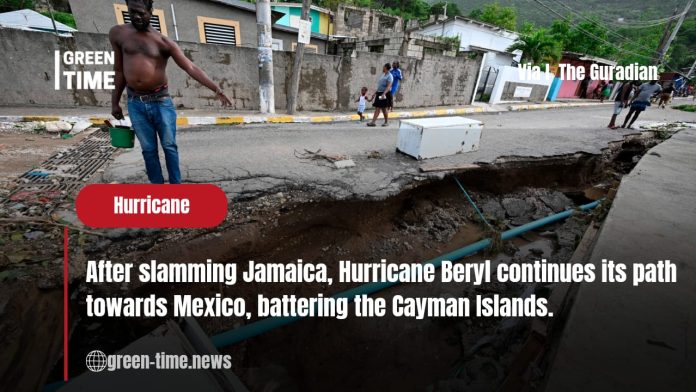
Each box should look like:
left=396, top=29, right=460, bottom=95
left=59, top=132, right=663, bottom=391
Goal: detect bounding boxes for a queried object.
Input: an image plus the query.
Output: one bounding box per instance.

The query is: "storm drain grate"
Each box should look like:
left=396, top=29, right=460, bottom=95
left=4, top=131, right=120, bottom=204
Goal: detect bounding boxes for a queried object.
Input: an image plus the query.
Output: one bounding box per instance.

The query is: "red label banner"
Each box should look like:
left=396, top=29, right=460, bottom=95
left=76, top=184, right=228, bottom=228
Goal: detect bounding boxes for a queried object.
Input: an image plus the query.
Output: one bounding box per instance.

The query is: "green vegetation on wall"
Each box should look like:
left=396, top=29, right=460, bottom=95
left=0, top=0, right=35, bottom=12
left=40, top=10, right=76, bottom=29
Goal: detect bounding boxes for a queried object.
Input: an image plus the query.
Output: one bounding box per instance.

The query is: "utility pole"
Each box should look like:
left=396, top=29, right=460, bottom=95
left=44, top=0, right=59, bottom=36
left=661, top=0, right=693, bottom=66
left=286, top=0, right=311, bottom=114
left=687, top=58, right=696, bottom=79
left=653, top=8, right=678, bottom=65
left=256, top=0, right=275, bottom=113
left=655, top=0, right=693, bottom=66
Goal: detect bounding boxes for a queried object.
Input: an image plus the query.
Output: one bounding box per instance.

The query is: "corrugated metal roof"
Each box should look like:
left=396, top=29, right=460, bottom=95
left=562, top=51, right=617, bottom=67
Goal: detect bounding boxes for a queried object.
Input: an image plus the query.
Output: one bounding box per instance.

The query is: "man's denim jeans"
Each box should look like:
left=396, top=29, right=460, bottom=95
left=127, top=96, right=181, bottom=184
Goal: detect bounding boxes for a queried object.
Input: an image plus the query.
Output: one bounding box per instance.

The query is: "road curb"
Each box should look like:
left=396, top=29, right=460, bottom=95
left=0, top=102, right=606, bottom=127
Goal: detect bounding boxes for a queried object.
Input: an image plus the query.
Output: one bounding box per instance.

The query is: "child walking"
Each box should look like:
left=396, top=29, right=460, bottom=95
left=355, top=87, right=372, bottom=121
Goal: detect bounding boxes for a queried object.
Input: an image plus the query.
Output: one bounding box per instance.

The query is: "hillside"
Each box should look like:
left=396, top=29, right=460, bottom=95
left=450, top=0, right=693, bottom=27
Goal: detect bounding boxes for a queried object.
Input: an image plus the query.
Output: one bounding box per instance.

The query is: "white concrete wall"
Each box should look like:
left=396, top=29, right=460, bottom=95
left=419, top=19, right=521, bottom=62
left=489, top=65, right=554, bottom=104
left=484, top=52, right=515, bottom=69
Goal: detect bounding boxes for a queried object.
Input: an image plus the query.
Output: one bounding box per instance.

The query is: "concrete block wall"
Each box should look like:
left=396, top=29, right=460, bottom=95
left=335, top=5, right=402, bottom=39
left=405, top=40, right=424, bottom=58
left=335, top=5, right=371, bottom=38
left=338, top=51, right=482, bottom=110
left=340, top=32, right=457, bottom=60
left=0, top=29, right=483, bottom=112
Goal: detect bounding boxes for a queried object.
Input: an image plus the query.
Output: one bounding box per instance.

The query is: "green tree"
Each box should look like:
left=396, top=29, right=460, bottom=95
left=545, top=16, right=619, bottom=60
left=313, top=0, right=374, bottom=11
left=39, top=10, right=76, bottom=28
left=431, top=1, right=462, bottom=18
left=381, top=0, right=431, bottom=21
left=469, top=3, right=516, bottom=31
left=613, top=24, right=662, bottom=66
left=668, top=18, right=696, bottom=71
left=507, top=27, right=561, bottom=66
left=565, top=19, right=616, bottom=59
left=0, top=0, right=35, bottom=11
left=549, top=19, right=571, bottom=50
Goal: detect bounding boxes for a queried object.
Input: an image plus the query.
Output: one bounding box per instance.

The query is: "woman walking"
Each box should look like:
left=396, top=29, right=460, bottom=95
left=367, top=63, right=393, bottom=127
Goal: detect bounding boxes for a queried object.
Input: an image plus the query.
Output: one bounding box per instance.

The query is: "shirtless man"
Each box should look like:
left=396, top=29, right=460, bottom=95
left=110, top=0, right=231, bottom=184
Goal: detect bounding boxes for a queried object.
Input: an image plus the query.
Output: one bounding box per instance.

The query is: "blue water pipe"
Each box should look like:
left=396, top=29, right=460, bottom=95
left=453, top=177, right=493, bottom=230
left=211, top=200, right=602, bottom=348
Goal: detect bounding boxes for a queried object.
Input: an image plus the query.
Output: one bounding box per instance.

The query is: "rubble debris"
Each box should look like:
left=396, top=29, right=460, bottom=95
left=295, top=148, right=347, bottom=162
left=44, top=121, right=73, bottom=133
left=294, top=149, right=354, bottom=169
left=481, top=200, right=505, bottom=221
left=539, top=191, right=573, bottom=213
left=69, top=120, right=93, bottom=135
left=501, top=198, right=532, bottom=226
left=367, top=150, right=382, bottom=159
left=23, top=231, right=45, bottom=240
left=334, top=159, right=356, bottom=169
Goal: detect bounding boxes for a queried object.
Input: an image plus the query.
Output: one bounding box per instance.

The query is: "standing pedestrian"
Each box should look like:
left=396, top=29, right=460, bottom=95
left=367, top=63, right=393, bottom=127
left=355, top=87, right=372, bottom=122
left=658, top=83, right=674, bottom=109
left=578, top=75, right=591, bottom=99
left=621, top=81, right=662, bottom=129
left=109, top=0, right=231, bottom=184
left=389, top=61, right=403, bottom=111
left=601, top=80, right=613, bottom=103
left=608, top=81, right=635, bottom=129
left=594, top=81, right=606, bottom=100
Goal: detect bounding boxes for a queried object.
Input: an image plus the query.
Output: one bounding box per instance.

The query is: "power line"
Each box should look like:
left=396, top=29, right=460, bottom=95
left=607, top=14, right=684, bottom=28
left=532, top=0, right=681, bottom=72
left=610, top=16, right=683, bottom=28
left=545, top=0, right=686, bottom=27
left=532, top=0, right=652, bottom=59
left=546, top=0, right=661, bottom=54
left=544, top=0, right=694, bottom=72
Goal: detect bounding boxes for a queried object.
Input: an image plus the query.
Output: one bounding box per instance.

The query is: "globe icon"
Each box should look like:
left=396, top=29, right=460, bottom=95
left=86, top=350, right=107, bottom=372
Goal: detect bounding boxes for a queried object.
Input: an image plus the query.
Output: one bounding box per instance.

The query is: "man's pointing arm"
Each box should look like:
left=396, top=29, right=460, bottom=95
left=167, top=37, right=233, bottom=107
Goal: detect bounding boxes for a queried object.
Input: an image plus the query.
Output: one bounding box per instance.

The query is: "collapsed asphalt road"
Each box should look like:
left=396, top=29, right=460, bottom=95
left=4, top=102, right=695, bottom=391
left=103, top=103, right=696, bottom=200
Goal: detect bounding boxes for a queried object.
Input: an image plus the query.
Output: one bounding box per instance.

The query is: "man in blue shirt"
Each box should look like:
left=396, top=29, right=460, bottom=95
left=389, top=61, right=403, bottom=111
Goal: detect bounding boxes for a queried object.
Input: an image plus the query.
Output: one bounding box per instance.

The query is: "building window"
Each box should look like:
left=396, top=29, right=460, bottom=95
left=272, top=38, right=284, bottom=51
left=197, top=16, right=240, bottom=46
left=291, top=42, right=319, bottom=54
left=114, top=4, right=168, bottom=36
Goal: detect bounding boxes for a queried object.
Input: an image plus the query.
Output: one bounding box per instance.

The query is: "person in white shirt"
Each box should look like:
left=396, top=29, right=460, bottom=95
left=355, top=87, right=372, bottom=122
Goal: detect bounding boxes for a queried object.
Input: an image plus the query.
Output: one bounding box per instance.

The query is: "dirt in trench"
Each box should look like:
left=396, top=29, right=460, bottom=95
left=213, top=186, right=590, bottom=392
left=61, top=179, right=597, bottom=392
left=1, top=125, right=678, bottom=390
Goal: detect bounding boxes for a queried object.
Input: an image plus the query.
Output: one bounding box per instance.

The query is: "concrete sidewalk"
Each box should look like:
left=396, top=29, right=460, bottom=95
left=0, top=100, right=606, bottom=126
left=546, top=129, right=696, bottom=391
